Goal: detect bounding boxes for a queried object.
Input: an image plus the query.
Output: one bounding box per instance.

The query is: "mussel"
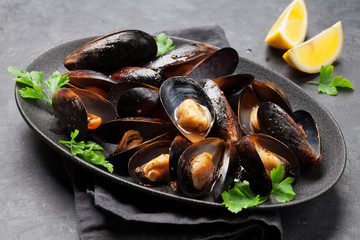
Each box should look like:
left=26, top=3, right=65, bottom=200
left=128, top=140, right=172, bottom=186
left=177, top=138, right=225, bottom=198
left=257, top=102, right=321, bottom=165
left=64, top=30, right=157, bottom=74
left=238, top=79, right=293, bottom=135
left=185, top=47, right=239, bottom=81
left=52, top=87, right=117, bottom=140
left=145, top=43, right=215, bottom=79
left=238, top=134, right=299, bottom=196
left=64, top=70, right=117, bottom=98
left=110, top=67, right=164, bottom=88
left=92, top=118, right=176, bottom=162
left=109, top=82, right=167, bottom=120
left=200, top=79, right=242, bottom=143
left=160, top=77, right=215, bottom=143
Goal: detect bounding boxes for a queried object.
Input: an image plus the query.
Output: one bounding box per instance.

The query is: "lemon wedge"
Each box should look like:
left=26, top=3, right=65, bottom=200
left=265, top=0, right=308, bottom=50
left=283, top=21, right=343, bottom=73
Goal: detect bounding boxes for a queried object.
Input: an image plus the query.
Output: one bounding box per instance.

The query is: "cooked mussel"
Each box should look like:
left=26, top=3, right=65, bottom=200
left=257, top=102, right=321, bottom=165
left=128, top=140, right=172, bottom=186
left=160, top=77, right=215, bottom=143
left=110, top=67, right=164, bottom=88
left=200, top=79, right=241, bottom=143
left=64, top=30, right=157, bottom=74
left=64, top=70, right=117, bottom=98
left=238, top=134, right=299, bottom=196
left=52, top=87, right=117, bottom=140
left=238, top=79, right=293, bottom=135
left=145, top=43, right=215, bottom=79
left=177, top=138, right=225, bottom=198
left=92, top=118, right=176, bottom=161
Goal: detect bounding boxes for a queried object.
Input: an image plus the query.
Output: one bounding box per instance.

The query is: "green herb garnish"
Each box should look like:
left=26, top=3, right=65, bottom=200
left=155, top=33, right=175, bottom=57
left=8, top=66, right=69, bottom=104
left=59, top=129, right=113, bottom=173
left=221, top=164, right=295, bottom=213
left=307, top=65, right=353, bottom=95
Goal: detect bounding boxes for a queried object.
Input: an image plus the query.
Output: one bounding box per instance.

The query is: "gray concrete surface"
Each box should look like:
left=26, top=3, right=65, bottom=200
left=1, top=0, right=359, bottom=239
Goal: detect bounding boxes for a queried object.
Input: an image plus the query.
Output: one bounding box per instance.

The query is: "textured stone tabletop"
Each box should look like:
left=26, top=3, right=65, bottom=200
left=1, top=0, right=359, bottom=239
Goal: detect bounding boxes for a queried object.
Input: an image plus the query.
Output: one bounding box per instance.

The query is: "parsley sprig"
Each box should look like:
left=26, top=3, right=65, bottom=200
left=222, top=164, right=295, bottom=213
left=8, top=66, right=69, bottom=104
left=59, top=130, right=113, bottom=173
left=307, top=65, right=353, bottom=96
left=155, top=33, right=175, bottom=57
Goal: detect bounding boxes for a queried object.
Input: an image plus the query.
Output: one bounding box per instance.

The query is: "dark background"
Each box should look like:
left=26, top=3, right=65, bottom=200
left=1, top=0, right=359, bottom=239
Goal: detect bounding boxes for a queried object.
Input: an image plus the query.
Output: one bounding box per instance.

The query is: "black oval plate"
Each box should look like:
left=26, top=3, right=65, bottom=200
left=15, top=36, right=346, bottom=210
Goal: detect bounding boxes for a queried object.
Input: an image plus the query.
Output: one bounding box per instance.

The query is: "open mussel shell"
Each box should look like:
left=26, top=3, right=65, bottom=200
left=145, top=43, right=215, bottom=79
left=238, top=134, right=299, bottom=196
left=128, top=140, right=172, bottom=186
left=64, top=70, right=117, bottom=98
left=177, top=138, right=225, bottom=198
left=110, top=67, right=164, bottom=88
left=169, top=135, right=192, bottom=181
left=160, top=77, right=215, bottom=143
left=238, top=85, right=262, bottom=135
left=52, top=87, right=117, bottom=140
left=257, top=102, right=318, bottom=165
left=92, top=117, right=176, bottom=161
left=212, top=140, right=241, bottom=202
left=293, top=110, right=322, bottom=165
left=185, top=47, right=239, bottom=82
left=251, top=79, right=293, bottom=116
left=64, top=30, right=157, bottom=74
left=200, top=79, right=241, bottom=143
left=238, top=79, right=293, bottom=135
left=213, top=73, right=254, bottom=98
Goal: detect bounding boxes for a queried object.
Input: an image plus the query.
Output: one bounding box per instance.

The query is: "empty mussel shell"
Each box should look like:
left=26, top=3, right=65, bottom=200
left=185, top=47, right=239, bottom=81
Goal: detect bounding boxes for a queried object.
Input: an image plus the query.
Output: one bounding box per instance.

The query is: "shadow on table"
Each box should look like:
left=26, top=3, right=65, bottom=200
left=280, top=188, right=342, bottom=240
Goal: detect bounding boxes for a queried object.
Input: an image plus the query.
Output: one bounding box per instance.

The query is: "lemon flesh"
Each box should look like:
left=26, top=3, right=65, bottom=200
left=265, top=0, right=308, bottom=50
left=283, top=21, right=343, bottom=73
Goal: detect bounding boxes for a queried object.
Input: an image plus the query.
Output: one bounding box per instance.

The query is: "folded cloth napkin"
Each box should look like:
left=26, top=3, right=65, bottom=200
left=66, top=25, right=283, bottom=240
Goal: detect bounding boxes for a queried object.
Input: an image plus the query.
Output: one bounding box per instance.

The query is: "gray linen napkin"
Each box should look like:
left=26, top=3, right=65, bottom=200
left=68, top=25, right=283, bottom=240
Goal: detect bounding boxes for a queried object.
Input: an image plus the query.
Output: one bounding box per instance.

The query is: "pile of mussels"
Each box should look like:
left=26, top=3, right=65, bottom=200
left=52, top=30, right=322, bottom=202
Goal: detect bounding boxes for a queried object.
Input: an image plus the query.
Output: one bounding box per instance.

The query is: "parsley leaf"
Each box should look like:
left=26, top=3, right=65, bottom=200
left=221, top=164, right=296, bottom=213
left=8, top=66, right=69, bottom=104
left=59, top=129, right=114, bottom=173
left=155, top=33, right=175, bottom=57
left=45, top=71, right=69, bottom=95
left=307, top=65, right=353, bottom=96
left=270, top=164, right=296, bottom=202
left=222, top=181, right=268, bottom=213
